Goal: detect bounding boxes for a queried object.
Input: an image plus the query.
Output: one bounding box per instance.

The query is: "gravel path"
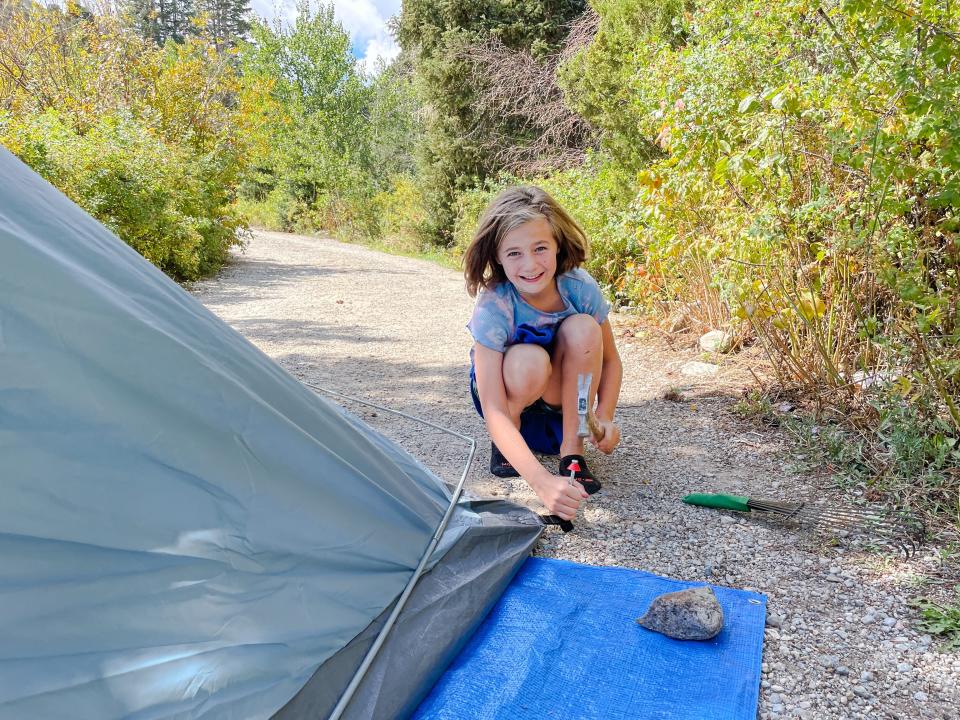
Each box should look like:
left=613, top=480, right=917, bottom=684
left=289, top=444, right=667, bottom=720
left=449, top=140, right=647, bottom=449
left=192, top=230, right=958, bottom=720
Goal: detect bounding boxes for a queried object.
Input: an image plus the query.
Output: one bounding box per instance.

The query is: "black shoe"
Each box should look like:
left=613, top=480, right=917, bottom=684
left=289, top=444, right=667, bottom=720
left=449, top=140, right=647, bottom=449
left=490, top=443, right=520, bottom=478
left=560, top=454, right=601, bottom=494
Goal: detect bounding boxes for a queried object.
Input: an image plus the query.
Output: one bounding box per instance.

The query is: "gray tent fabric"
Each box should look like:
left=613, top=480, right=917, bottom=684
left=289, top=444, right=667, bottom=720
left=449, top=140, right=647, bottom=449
left=0, top=146, right=540, bottom=718
left=275, top=501, right=541, bottom=720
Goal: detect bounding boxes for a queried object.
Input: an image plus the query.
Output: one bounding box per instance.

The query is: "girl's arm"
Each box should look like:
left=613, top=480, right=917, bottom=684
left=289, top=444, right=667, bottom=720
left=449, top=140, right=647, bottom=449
left=594, top=319, right=623, bottom=454
left=473, top=343, right=586, bottom=520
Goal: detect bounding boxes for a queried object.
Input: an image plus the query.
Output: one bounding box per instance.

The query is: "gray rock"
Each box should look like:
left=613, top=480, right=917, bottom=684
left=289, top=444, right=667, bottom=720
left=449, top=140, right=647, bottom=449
left=699, top=329, right=735, bottom=353
left=680, top=360, right=720, bottom=377
left=637, top=585, right=724, bottom=640
left=819, top=655, right=839, bottom=668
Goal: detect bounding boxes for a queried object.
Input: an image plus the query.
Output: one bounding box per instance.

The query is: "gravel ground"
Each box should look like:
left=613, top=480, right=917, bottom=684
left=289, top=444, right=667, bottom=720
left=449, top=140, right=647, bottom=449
left=192, top=230, right=959, bottom=720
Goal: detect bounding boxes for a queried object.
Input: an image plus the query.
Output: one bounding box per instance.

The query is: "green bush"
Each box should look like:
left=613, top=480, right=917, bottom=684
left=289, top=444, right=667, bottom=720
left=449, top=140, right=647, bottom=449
left=374, top=174, right=430, bottom=251
left=0, top=4, right=253, bottom=281
left=1, top=109, right=245, bottom=281
left=549, top=0, right=960, bottom=523
left=439, top=0, right=959, bottom=526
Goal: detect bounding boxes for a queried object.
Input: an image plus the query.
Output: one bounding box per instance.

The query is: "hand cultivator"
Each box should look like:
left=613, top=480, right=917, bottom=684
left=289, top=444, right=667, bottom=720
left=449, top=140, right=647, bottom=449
left=683, top=493, right=925, bottom=554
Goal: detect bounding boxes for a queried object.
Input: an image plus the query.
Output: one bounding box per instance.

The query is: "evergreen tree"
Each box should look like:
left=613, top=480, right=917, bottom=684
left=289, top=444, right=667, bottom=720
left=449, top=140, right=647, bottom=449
left=396, top=0, right=587, bottom=243
left=125, top=0, right=249, bottom=47
left=125, top=0, right=195, bottom=44
left=196, top=0, right=251, bottom=48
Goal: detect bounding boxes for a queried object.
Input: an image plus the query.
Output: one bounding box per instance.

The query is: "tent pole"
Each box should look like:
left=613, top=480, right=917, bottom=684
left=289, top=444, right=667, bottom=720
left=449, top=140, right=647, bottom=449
left=303, top=383, right=476, bottom=720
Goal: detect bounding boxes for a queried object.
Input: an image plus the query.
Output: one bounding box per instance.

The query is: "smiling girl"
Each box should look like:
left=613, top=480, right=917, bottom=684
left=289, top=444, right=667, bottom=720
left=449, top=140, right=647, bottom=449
left=464, top=186, right=623, bottom=522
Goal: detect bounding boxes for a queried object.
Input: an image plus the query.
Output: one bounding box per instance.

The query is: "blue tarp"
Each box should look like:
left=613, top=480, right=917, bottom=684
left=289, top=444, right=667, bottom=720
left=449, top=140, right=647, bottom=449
left=415, top=558, right=766, bottom=720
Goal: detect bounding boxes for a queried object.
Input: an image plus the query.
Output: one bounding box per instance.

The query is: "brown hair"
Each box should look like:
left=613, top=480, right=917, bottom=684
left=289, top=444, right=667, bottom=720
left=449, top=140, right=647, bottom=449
left=463, top=185, right=589, bottom=297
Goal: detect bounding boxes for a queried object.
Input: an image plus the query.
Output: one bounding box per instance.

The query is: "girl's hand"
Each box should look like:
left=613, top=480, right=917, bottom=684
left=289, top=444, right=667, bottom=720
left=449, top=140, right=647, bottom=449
left=529, top=471, right=587, bottom=520
left=592, top=419, right=621, bottom=454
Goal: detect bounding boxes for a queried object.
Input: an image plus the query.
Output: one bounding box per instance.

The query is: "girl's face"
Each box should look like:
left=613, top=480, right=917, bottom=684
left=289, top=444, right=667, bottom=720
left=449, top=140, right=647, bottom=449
left=496, top=217, right=559, bottom=300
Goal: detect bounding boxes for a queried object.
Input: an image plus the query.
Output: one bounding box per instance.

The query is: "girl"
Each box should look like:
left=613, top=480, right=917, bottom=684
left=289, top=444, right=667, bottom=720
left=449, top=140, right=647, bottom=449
left=464, top=186, right=623, bottom=522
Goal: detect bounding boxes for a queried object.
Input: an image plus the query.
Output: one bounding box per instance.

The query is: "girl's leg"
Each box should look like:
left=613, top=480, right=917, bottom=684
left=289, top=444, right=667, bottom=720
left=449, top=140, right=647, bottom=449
left=541, top=314, right=603, bottom=457
left=502, top=344, right=552, bottom=427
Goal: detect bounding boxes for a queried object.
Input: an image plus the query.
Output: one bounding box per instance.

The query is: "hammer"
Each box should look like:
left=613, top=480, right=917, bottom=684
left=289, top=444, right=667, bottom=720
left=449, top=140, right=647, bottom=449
left=540, top=373, right=603, bottom=533
left=576, top=373, right=604, bottom=443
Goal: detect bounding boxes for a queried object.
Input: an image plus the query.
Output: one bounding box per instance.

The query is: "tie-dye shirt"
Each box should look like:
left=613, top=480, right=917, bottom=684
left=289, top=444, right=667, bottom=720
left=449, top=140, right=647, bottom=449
left=467, top=268, right=611, bottom=355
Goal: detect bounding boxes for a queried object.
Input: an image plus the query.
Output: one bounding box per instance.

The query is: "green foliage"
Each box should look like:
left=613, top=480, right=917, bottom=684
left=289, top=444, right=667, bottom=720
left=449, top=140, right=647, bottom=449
left=427, top=0, right=960, bottom=526
left=396, top=0, right=588, bottom=243
left=0, top=3, right=251, bottom=280
left=374, top=175, right=429, bottom=250
left=238, top=2, right=376, bottom=237
left=125, top=0, right=197, bottom=44
left=367, top=60, right=422, bottom=182
left=912, top=590, right=960, bottom=649
left=3, top=109, right=245, bottom=279
left=124, top=0, right=250, bottom=47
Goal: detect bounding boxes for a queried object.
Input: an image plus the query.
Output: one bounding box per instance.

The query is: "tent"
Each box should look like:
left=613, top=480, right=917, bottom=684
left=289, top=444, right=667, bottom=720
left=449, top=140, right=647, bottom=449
left=0, top=146, right=541, bottom=719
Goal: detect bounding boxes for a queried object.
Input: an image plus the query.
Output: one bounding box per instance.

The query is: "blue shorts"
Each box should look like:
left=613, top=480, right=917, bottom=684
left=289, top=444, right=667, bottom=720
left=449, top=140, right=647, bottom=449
left=470, top=369, right=563, bottom=456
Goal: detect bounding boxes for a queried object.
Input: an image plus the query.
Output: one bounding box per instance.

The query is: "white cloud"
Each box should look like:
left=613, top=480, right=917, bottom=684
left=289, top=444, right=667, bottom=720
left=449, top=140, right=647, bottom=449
left=358, top=34, right=400, bottom=75
left=250, top=0, right=401, bottom=73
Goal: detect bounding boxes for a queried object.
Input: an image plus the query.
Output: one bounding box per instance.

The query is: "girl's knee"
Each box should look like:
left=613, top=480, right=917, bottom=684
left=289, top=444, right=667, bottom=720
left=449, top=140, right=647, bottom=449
left=503, top=344, right=551, bottom=399
left=557, top=313, right=601, bottom=350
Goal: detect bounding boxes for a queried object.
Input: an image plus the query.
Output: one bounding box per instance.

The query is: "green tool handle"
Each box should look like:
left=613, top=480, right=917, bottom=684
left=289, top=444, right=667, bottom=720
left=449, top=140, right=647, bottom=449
left=682, top=493, right=752, bottom=512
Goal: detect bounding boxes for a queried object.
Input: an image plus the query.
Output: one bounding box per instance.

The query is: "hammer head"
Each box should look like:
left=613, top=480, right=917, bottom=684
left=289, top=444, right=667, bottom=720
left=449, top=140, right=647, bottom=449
left=576, top=373, right=592, bottom=438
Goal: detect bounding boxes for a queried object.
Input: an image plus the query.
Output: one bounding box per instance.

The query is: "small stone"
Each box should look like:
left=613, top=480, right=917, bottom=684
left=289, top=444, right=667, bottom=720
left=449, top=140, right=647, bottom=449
left=680, top=360, right=720, bottom=377
left=664, top=309, right=691, bottom=333
left=913, top=691, right=928, bottom=702
left=896, top=663, right=913, bottom=673
left=636, top=585, right=724, bottom=640
left=860, top=671, right=874, bottom=683
left=852, top=686, right=872, bottom=699
left=699, top=329, right=735, bottom=353
left=836, top=666, right=849, bottom=676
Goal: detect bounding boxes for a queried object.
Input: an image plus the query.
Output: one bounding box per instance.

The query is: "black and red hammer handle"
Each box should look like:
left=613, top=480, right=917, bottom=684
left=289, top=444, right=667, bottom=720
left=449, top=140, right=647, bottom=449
left=540, top=459, right=582, bottom=532
left=540, top=514, right=574, bottom=532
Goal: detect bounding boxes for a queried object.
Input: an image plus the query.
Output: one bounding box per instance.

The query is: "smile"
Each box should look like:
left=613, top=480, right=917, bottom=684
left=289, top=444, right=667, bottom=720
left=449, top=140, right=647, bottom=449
left=519, top=272, right=544, bottom=282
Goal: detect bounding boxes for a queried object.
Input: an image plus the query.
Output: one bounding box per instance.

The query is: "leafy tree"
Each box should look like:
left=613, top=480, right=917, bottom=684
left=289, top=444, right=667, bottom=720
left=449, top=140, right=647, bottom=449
left=367, top=57, right=421, bottom=182
left=239, top=1, right=373, bottom=232
left=396, top=0, right=587, bottom=243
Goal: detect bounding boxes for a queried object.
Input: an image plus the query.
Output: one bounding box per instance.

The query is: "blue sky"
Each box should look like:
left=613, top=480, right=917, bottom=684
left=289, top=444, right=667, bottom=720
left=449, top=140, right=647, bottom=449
left=250, top=0, right=402, bottom=72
